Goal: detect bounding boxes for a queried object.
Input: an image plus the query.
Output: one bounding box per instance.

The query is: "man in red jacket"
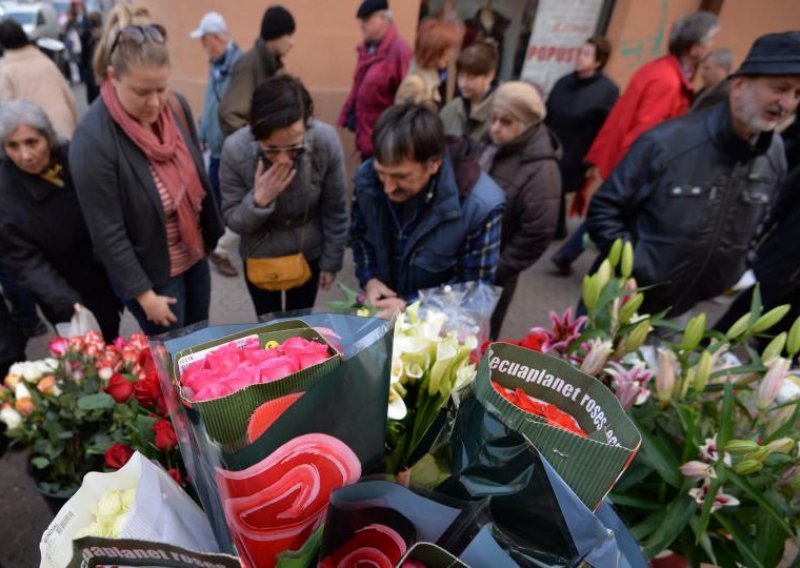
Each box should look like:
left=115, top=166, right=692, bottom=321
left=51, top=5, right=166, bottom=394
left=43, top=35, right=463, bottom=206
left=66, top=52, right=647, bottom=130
left=586, top=11, right=720, bottom=179
left=338, top=0, right=412, bottom=160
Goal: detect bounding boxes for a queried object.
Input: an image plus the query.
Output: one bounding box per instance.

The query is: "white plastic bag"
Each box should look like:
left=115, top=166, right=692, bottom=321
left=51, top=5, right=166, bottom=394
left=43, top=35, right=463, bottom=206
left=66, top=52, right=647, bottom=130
left=40, top=452, right=220, bottom=568
left=55, top=307, right=101, bottom=338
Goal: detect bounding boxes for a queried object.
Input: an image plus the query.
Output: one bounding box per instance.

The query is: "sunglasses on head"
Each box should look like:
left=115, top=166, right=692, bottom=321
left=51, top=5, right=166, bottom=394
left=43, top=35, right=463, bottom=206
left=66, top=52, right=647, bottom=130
left=109, top=24, right=167, bottom=59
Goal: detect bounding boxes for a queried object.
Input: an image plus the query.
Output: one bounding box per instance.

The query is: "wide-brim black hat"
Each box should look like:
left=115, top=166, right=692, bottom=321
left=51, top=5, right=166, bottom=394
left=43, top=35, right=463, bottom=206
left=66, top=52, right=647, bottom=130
left=732, top=31, right=800, bottom=77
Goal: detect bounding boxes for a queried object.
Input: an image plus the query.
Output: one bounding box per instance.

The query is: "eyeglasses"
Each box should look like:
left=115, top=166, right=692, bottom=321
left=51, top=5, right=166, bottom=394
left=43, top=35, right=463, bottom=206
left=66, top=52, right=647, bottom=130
left=260, top=142, right=306, bottom=161
left=108, top=24, right=167, bottom=59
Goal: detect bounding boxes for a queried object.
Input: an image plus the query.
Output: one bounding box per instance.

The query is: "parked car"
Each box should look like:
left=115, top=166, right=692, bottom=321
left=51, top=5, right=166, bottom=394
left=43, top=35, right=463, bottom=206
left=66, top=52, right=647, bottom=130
left=2, top=2, right=60, bottom=41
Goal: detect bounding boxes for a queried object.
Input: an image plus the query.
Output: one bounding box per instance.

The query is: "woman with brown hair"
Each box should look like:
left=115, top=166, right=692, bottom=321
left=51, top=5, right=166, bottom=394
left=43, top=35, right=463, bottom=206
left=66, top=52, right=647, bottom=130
left=70, top=5, right=223, bottom=335
left=394, top=18, right=462, bottom=108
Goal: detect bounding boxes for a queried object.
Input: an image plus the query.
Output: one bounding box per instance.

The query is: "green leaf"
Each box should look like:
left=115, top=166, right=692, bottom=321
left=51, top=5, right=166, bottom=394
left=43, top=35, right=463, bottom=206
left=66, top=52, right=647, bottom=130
left=31, top=457, right=50, bottom=469
left=630, top=511, right=665, bottom=541
left=638, top=426, right=683, bottom=488
left=715, top=514, right=764, bottom=568
left=77, top=392, right=115, bottom=411
left=753, top=500, right=787, bottom=568
left=671, top=403, right=698, bottom=462
left=726, top=470, right=793, bottom=537
left=608, top=493, right=661, bottom=510
left=688, top=517, right=717, bottom=566
left=717, top=381, right=734, bottom=449
left=275, top=523, right=323, bottom=567
left=642, top=493, right=696, bottom=557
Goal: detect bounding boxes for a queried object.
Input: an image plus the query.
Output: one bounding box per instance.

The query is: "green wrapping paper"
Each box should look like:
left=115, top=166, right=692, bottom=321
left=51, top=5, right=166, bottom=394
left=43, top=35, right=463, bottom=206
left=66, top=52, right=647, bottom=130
left=477, top=343, right=641, bottom=509
left=171, top=321, right=341, bottom=450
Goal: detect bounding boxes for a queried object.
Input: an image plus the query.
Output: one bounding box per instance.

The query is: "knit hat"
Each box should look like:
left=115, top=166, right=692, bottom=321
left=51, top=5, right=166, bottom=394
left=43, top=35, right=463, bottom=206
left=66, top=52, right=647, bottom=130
left=357, top=0, right=389, bottom=19
left=260, top=5, right=295, bottom=41
left=492, top=81, right=546, bottom=126
left=732, top=31, right=800, bottom=77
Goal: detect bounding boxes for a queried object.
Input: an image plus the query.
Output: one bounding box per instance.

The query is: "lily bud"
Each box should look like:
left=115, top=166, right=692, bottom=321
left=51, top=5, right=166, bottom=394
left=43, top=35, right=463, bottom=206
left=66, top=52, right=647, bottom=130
left=694, top=350, right=712, bottom=393
left=626, top=320, right=652, bottom=353
left=724, top=439, right=760, bottom=454
left=681, top=314, right=707, bottom=352
left=619, top=293, right=644, bottom=325
left=596, top=259, right=612, bottom=291
left=734, top=459, right=763, bottom=475
left=743, top=447, right=770, bottom=462
left=751, top=305, right=791, bottom=334
left=680, top=460, right=716, bottom=480
left=757, top=357, right=790, bottom=410
left=608, top=239, right=623, bottom=268
left=580, top=339, right=614, bottom=377
left=766, top=437, right=795, bottom=455
left=767, top=405, right=795, bottom=436
left=655, top=349, right=677, bottom=403
left=582, top=274, right=600, bottom=310
left=621, top=241, right=634, bottom=279
left=726, top=313, right=752, bottom=340
left=787, top=316, right=800, bottom=357
left=761, top=332, right=787, bottom=365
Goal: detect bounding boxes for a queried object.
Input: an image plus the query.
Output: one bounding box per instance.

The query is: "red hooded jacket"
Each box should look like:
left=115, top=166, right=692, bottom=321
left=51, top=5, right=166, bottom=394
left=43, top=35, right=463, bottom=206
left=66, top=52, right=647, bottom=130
left=585, top=54, right=694, bottom=179
left=338, top=25, right=412, bottom=158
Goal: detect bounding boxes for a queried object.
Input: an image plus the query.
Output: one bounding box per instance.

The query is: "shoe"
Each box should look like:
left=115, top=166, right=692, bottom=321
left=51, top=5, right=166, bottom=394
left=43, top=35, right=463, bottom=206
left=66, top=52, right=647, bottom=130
left=550, top=255, right=573, bottom=277
left=209, top=252, right=239, bottom=277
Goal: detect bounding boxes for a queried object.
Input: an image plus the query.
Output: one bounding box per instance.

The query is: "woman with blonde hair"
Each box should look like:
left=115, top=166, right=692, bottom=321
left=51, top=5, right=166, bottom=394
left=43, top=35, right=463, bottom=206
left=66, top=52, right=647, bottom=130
left=394, top=18, right=462, bottom=108
left=70, top=5, right=223, bottom=335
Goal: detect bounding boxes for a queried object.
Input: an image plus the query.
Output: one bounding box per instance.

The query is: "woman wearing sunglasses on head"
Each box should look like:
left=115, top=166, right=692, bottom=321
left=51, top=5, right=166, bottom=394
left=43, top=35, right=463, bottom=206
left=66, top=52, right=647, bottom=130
left=220, top=75, right=348, bottom=316
left=69, top=5, right=223, bottom=335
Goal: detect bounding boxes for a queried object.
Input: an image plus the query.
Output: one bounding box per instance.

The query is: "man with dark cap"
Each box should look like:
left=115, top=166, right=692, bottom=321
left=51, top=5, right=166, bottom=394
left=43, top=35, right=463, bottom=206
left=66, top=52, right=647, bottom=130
left=219, top=5, right=295, bottom=136
left=588, top=31, right=800, bottom=318
left=338, top=0, right=412, bottom=160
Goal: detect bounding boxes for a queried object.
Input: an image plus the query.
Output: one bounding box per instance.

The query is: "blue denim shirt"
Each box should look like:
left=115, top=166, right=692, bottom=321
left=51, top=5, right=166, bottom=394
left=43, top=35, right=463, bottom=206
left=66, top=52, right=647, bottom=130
left=199, top=41, right=242, bottom=158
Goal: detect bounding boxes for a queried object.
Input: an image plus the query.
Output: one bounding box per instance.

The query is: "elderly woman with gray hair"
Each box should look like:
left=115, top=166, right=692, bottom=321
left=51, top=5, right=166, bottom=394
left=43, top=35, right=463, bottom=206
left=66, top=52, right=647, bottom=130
left=480, top=81, right=562, bottom=338
left=0, top=101, right=121, bottom=341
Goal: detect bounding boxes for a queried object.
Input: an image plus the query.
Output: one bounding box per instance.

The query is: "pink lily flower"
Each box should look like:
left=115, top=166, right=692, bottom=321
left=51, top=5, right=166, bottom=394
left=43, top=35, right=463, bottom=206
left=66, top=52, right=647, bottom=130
left=680, top=460, right=716, bottom=480
left=688, top=480, right=740, bottom=512
left=698, top=434, right=732, bottom=465
left=605, top=361, right=652, bottom=410
left=533, top=307, right=588, bottom=355
left=757, top=357, right=790, bottom=410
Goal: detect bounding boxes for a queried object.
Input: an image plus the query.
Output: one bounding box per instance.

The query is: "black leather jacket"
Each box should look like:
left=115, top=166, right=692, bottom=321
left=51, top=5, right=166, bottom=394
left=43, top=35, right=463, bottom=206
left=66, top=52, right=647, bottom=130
left=588, top=101, right=786, bottom=316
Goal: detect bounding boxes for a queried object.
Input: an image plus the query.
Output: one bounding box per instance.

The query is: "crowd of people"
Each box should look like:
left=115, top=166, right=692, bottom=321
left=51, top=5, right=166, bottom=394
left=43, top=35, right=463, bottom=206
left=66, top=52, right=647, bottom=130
left=0, top=0, right=798, bottom=375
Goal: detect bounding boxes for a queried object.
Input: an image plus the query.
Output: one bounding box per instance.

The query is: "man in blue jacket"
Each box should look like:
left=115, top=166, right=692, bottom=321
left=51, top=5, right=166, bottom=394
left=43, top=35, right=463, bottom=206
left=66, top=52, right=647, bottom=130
left=349, top=103, right=506, bottom=317
left=191, top=11, right=242, bottom=277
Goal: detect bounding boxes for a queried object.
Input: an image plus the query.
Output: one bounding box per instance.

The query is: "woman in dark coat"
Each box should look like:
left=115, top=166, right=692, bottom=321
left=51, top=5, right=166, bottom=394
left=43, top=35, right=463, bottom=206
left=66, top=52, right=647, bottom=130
left=480, top=82, right=562, bottom=338
left=70, top=5, right=223, bottom=335
left=0, top=100, right=121, bottom=341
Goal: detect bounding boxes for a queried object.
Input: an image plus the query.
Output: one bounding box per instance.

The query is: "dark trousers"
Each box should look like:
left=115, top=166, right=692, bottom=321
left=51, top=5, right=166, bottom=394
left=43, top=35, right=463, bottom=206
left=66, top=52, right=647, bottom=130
left=245, top=259, right=321, bottom=317
left=0, top=290, right=26, bottom=377
left=0, top=264, right=42, bottom=333
left=122, top=259, right=211, bottom=336
left=555, top=220, right=589, bottom=263
left=490, top=273, right=519, bottom=340
left=208, top=155, right=222, bottom=207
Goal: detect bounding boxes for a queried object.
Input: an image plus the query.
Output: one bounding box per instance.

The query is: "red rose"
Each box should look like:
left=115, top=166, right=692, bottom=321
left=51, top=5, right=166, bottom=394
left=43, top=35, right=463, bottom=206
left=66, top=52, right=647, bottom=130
left=138, top=348, right=157, bottom=377
left=104, top=373, right=134, bottom=403
left=133, top=373, right=164, bottom=413
left=153, top=419, right=178, bottom=450
left=104, top=443, right=134, bottom=469
left=519, top=331, right=548, bottom=352
left=167, top=468, right=183, bottom=486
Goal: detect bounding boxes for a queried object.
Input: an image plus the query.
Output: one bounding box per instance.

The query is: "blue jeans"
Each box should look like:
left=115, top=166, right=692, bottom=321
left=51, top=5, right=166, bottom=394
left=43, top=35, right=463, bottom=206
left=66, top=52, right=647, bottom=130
left=208, top=155, right=222, bottom=208
left=0, top=263, right=42, bottom=332
left=555, top=220, right=589, bottom=264
left=123, top=260, right=211, bottom=336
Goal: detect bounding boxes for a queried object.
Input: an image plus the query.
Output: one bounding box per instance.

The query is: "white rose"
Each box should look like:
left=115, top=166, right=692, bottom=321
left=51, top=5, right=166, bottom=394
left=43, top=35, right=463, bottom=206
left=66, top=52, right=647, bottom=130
left=0, top=406, right=22, bottom=430
left=21, top=363, right=42, bottom=383
left=14, top=382, right=32, bottom=400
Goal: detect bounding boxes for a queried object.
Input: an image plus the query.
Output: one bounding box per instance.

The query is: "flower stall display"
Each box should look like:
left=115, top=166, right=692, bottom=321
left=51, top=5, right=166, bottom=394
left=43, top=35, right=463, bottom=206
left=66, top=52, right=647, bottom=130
left=151, top=315, right=395, bottom=568
left=0, top=332, right=184, bottom=498
left=497, top=239, right=800, bottom=565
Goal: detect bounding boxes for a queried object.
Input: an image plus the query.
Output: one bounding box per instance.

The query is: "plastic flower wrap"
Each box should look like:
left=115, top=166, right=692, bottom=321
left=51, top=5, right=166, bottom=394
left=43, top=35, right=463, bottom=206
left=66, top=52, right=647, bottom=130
left=386, top=302, right=478, bottom=474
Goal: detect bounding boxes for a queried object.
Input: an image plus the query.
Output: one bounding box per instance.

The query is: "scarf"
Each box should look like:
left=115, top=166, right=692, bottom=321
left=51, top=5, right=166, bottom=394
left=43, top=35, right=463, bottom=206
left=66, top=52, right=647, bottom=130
left=101, top=81, right=205, bottom=258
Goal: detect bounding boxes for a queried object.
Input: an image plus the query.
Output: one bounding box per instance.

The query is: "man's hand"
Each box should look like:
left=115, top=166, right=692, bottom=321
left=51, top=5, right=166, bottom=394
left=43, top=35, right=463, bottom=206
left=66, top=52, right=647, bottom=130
left=253, top=159, right=296, bottom=207
left=374, top=297, right=406, bottom=319
left=365, top=278, right=396, bottom=305
left=136, top=290, right=178, bottom=328
left=319, top=271, right=336, bottom=291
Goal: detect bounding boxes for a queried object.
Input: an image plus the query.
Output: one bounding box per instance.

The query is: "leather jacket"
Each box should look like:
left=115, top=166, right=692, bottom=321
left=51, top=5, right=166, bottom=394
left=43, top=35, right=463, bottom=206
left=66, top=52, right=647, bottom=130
left=588, top=101, right=786, bottom=316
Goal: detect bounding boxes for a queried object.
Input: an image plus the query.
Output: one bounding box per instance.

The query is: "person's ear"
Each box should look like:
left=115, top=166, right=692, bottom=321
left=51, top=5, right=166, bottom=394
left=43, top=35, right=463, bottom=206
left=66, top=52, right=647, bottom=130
left=427, top=158, right=443, bottom=176
left=107, top=66, right=117, bottom=83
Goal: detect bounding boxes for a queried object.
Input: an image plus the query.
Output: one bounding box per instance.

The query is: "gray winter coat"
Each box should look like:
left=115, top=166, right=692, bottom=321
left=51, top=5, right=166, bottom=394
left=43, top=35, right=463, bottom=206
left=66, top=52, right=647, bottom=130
left=219, top=120, right=349, bottom=273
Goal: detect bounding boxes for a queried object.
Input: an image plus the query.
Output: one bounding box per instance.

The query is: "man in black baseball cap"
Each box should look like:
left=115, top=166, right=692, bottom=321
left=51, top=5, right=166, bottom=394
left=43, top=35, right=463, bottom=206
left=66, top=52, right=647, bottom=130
left=588, top=31, right=800, bottom=318
left=219, top=5, right=297, bottom=136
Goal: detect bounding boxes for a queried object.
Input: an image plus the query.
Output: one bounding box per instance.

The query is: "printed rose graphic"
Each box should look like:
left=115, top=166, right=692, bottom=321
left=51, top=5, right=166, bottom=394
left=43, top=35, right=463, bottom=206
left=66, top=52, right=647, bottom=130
left=319, top=523, right=407, bottom=568
left=216, top=433, right=360, bottom=567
